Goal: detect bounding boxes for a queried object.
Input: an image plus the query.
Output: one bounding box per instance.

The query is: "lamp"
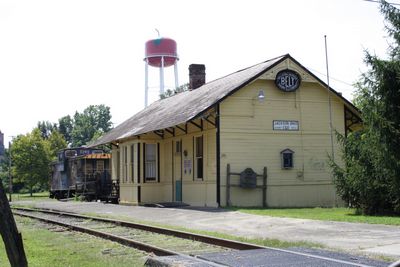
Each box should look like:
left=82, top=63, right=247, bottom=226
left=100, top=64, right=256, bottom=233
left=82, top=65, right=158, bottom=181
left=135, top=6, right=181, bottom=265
left=258, top=90, right=265, bottom=102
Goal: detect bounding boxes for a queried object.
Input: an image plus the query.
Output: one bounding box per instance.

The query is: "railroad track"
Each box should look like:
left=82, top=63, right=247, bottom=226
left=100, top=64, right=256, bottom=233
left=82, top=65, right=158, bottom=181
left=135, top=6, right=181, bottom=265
left=12, top=207, right=385, bottom=267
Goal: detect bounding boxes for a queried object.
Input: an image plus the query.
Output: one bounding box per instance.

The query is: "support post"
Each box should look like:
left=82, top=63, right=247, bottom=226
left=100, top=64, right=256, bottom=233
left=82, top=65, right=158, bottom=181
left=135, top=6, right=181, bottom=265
left=226, top=164, right=231, bottom=207
left=262, top=167, right=267, bottom=208
left=0, top=181, right=28, bottom=267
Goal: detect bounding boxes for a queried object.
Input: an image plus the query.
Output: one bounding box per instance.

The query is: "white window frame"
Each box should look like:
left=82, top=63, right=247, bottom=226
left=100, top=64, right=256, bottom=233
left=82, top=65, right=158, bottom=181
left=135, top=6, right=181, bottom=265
left=145, top=143, right=157, bottom=182
left=194, top=135, right=204, bottom=180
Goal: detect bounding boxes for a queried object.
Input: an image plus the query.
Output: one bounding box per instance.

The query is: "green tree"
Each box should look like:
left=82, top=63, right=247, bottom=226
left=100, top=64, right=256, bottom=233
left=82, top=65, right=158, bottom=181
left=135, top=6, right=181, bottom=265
left=12, top=129, right=51, bottom=196
left=46, top=130, right=67, bottom=161
left=71, top=104, right=112, bottom=147
left=0, top=149, right=10, bottom=191
left=37, top=121, right=57, bottom=139
left=330, top=0, right=400, bottom=215
left=160, top=83, right=189, bottom=99
left=58, top=115, right=73, bottom=145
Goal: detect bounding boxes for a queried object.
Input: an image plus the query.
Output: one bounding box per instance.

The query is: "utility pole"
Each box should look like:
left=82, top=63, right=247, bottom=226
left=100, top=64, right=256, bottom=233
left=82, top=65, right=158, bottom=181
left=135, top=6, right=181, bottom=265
left=8, top=141, right=12, bottom=202
left=0, top=180, right=28, bottom=267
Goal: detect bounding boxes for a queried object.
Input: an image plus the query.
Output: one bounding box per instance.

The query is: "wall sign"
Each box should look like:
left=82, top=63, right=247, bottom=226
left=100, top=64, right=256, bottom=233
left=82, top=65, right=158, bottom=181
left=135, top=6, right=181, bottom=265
left=273, top=120, right=299, bottom=131
left=275, top=70, right=301, bottom=92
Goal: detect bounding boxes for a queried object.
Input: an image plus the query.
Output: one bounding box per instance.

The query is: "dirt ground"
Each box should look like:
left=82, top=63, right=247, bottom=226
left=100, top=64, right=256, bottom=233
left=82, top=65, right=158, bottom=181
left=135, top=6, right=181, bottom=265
left=13, top=200, right=400, bottom=260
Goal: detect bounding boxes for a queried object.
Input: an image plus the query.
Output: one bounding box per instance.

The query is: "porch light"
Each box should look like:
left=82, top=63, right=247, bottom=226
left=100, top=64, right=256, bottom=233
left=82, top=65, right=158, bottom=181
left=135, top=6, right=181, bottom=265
left=258, top=90, right=265, bottom=102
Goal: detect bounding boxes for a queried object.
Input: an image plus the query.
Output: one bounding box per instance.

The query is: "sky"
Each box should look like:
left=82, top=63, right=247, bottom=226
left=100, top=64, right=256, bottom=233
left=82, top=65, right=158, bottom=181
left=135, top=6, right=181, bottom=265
left=0, top=0, right=396, bottom=146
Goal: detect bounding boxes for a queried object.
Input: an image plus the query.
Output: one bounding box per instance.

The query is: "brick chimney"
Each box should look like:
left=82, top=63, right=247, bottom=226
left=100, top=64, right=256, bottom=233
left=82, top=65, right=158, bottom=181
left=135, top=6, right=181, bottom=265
left=189, top=64, right=206, bottom=90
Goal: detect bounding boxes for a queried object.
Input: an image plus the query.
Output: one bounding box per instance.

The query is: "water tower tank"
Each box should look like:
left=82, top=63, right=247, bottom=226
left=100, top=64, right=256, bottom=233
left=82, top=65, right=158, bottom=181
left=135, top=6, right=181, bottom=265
left=145, top=38, right=178, bottom=67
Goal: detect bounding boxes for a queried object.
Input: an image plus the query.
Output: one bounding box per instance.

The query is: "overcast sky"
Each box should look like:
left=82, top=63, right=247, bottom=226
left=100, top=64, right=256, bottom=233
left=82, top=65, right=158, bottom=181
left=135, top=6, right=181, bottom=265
left=0, top=0, right=395, bottom=146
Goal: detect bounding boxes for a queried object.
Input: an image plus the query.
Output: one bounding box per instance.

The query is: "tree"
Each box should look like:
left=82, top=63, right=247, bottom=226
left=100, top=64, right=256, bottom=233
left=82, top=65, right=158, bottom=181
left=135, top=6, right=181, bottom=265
left=47, top=130, right=67, bottom=161
left=160, top=83, right=189, bottom=99
left=37, top=121, right=57, bottom=139
left=330, top=0, right=400, bottom=215
left=58, top=115, right=73, bottom=145
left=71, top=104, right=112, bottom=147
left=12, top=129, right=51, bottom=196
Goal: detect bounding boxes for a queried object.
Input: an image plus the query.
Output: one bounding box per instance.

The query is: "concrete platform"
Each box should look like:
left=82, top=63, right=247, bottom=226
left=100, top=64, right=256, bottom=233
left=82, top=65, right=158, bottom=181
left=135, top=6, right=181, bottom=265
left=146, top=248, right=389, bottom=267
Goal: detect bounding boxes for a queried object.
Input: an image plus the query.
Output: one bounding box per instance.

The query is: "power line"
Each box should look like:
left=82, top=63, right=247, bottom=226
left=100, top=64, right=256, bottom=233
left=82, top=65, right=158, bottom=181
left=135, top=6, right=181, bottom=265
left=363, top=0, right=400, bottom=6
left=307, top=67, right=354, bottom=87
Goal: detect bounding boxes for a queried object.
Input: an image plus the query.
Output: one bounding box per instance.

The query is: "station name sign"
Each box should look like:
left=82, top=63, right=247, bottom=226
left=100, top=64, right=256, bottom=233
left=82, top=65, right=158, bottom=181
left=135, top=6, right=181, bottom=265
left=273, top=120, right=299, bottom=131
left=275, top=70, right=301, bottom=92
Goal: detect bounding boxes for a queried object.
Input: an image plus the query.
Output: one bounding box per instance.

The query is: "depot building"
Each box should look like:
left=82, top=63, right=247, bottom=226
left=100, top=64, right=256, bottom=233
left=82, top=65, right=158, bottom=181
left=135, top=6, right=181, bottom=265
left=90, top=54, right=361, bottom=207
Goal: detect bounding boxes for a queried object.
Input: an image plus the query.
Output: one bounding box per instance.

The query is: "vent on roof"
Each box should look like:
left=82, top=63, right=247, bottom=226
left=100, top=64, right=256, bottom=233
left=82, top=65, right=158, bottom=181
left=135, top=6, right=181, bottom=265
left=189, top=64, right=206, bottom=90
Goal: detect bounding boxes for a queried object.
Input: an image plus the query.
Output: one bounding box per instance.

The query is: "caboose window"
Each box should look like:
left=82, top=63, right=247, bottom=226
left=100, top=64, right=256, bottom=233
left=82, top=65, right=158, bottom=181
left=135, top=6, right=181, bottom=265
left=96, top=160, right=104, bottom=172
left=85, top=162, right=93, bottom=175
left=65, top=150, right=77, bottom=158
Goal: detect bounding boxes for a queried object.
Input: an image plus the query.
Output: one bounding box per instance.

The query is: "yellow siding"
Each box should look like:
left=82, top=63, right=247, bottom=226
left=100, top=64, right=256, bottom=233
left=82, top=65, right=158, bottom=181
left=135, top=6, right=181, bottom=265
left=220, top=78, right=345, bottom=207
left=114, top=58, right=353, bottom=208
left=114, top=121, right=217, bottom=207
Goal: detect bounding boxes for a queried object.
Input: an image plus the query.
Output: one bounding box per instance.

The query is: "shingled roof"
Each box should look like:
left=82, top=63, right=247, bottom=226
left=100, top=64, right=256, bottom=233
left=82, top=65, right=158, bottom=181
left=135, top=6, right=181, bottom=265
left=89, top=54, right=356, bottom=147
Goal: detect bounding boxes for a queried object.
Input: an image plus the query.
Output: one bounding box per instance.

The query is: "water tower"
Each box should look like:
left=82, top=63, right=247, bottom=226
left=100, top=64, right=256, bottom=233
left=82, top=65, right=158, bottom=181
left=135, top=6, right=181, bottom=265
left=144, top=36, right=179, bottom=107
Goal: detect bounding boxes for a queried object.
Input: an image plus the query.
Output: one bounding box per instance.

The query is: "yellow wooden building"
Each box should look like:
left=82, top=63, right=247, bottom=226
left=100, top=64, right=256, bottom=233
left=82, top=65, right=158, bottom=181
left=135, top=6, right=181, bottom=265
left=90, top=54, right=361, bottom=207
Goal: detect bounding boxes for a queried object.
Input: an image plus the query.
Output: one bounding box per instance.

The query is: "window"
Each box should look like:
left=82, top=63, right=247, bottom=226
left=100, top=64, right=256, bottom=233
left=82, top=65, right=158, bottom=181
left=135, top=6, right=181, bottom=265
left=96, top=160, right=104, bottom=172
left=145, top=144, right=156, bottom=181
left=175, top=140, right=182, bottom=154
left=281, top=149, right=294, bottom=169
left=195, top=136, right=203, bottom=179
left=65, top=150, right=77, bottom=158
left=116, top=149, right=120, bottom=182
left=123, top=146, right=128, bottom=182
left=85, top=162, right=93, bottom=175
left=130, top=144, right=135, bottom=182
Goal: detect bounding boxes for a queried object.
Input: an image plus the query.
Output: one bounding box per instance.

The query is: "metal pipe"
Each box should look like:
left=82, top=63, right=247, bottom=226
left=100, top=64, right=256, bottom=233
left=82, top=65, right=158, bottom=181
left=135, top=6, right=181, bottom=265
left=324, top=35, right=335, bottom=161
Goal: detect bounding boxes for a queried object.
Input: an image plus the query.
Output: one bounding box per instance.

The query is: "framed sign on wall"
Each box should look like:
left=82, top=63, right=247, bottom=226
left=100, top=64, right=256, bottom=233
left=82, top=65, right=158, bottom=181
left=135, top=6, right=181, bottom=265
left=275, top=70, right=301, bottom=92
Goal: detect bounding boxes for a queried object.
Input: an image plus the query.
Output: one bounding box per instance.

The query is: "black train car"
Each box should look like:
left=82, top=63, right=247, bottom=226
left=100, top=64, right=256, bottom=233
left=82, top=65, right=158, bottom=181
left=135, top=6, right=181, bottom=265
left=50, top=147, right=119, bottom=203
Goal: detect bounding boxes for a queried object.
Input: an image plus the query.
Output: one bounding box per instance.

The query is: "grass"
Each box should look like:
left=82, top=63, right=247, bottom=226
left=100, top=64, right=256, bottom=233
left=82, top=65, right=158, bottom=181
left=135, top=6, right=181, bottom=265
left=10, top=191, right=54, bottom=203
left=229, top=207, right=400, bottom=226
left=0, top=216, right=146, bottom=267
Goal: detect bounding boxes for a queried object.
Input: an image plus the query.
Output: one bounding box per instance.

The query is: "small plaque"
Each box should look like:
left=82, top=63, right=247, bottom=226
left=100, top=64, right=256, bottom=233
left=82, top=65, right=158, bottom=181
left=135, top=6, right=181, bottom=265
left=275, top=70, right=301, bottom=92
left=240, top=168, right=257, bottom=188
left=273, top=120, right=299, bottom=131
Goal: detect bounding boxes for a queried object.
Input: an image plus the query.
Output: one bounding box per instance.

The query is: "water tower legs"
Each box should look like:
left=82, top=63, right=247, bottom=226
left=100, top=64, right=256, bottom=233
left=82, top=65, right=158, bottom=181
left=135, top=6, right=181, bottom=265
left=145, top=59, right=149, bottom=107
left=159, top=56, right=165, bottom=96
left=174, top=62, right=179, bottom=89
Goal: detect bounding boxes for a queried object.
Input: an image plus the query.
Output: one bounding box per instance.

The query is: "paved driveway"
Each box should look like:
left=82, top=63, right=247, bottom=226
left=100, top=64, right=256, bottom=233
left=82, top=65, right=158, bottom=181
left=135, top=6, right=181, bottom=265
left=13, top=200, right=400, bottom=259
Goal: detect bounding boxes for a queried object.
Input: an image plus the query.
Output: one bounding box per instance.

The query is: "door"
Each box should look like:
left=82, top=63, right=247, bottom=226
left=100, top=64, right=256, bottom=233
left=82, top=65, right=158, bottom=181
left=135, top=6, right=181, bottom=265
left=174, top=140, right=182, bottom=201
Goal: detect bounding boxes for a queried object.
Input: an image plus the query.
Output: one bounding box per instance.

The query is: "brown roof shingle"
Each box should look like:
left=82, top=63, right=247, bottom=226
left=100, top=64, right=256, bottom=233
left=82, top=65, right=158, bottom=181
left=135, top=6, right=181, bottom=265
left=89, top=54, right=358, bottom=147
left=89, top=55, right=286, bottom=147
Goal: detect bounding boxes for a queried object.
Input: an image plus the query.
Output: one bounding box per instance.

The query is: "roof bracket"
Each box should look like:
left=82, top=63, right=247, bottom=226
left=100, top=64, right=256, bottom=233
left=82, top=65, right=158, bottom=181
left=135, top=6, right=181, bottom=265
left=153, top=130, right=164, bottom=139
left=189, top=120, right=203, bottom=131
left=165, top=128, right=175, bottom=137
left=176, top=125, right=187, bottom=134
left=203, top=115, right=216, bottom=127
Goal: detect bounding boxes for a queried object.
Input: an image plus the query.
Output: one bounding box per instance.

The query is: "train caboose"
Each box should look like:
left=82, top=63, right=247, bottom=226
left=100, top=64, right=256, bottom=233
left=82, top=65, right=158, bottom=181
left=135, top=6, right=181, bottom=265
left=50, top=147, right=119, bottom=203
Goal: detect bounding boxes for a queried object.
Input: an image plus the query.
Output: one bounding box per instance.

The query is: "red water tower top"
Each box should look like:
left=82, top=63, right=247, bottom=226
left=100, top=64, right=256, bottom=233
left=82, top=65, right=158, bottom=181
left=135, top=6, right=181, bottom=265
left=145, top=37, right=178, bottom=67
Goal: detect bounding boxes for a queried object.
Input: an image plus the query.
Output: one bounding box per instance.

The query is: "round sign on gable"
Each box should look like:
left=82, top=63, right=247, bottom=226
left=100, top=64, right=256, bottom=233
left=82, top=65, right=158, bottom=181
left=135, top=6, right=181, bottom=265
left=275, top=70, right=301, bottom=92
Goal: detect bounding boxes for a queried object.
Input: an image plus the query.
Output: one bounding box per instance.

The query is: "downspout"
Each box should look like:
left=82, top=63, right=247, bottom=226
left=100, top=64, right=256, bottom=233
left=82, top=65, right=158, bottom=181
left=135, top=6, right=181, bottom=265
left=215, top=104, right=221, bottom=207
